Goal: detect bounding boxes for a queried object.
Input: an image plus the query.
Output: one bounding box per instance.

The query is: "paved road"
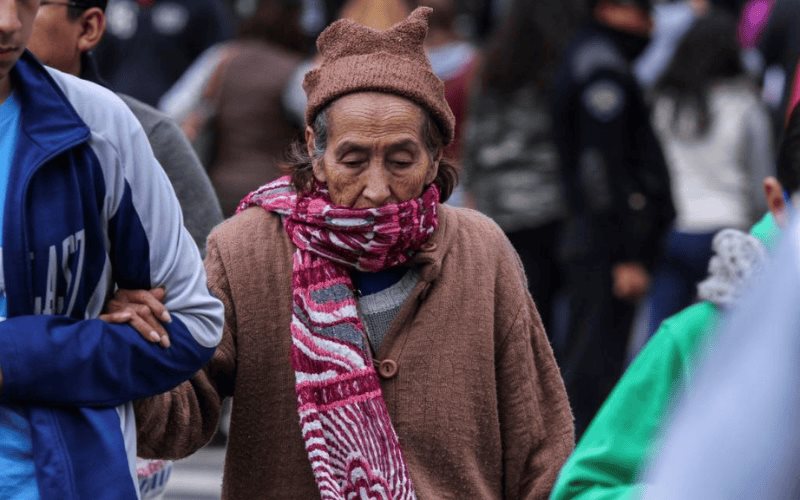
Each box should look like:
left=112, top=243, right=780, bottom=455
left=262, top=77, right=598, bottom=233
left=164, top=445, right=225, bottom=500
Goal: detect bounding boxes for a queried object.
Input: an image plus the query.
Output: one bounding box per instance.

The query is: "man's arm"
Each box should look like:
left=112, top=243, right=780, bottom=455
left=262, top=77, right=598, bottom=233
left=0, top=95, right=223, bottom=407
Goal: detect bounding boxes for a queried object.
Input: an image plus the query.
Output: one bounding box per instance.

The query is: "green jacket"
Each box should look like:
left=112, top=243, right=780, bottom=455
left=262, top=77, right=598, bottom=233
left=550, top=214, right=779, bottom=500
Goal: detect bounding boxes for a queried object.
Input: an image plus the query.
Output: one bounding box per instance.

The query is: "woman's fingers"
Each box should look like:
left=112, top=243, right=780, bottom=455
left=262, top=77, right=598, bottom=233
left=100, top=305, right=171, bottom=348
left=101, top=288, right=172, bottom=348
left=128, top=313, right=171, bottom=348
left=100, top=309, right=164, bottom=346
left=98, top=311, right=133, bottom=323
left=133, top=304, right=171, bottom=348
left=128, top=289, right=171, bottom=323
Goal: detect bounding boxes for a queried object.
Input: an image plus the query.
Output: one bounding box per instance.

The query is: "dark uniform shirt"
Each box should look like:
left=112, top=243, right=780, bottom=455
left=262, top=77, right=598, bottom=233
left=552, top=21, right=674, bottom=269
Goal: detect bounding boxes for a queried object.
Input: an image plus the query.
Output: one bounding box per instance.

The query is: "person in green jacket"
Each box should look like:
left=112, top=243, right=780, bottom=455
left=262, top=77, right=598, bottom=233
left=550, top=104, right=800, bottom=500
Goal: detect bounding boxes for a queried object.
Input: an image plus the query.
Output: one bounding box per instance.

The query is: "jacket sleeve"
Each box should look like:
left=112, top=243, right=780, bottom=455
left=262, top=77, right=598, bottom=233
left=550, top=306, right=716, bottom=500
left=148, top=115, right=224, bottom=256
left=741, top=100, right=774, bottom=223
left=0, top=100, right=224, bottom=407
left=498, top=294, right=575, bottom=499
left=136, top=234, right=236, bottom=459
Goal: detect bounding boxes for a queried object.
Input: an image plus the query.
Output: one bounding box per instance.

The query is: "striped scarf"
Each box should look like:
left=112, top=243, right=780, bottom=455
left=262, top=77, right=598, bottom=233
left=238, top=176, right=439, bottom=499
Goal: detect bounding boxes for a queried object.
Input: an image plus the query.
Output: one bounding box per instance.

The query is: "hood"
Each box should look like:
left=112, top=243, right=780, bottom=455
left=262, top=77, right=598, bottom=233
left=696, top=213, right=778, bottom=307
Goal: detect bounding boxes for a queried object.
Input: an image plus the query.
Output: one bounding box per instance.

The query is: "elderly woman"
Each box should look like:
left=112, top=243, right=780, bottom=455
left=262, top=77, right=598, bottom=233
left=119, top=8, right=574, bottom=499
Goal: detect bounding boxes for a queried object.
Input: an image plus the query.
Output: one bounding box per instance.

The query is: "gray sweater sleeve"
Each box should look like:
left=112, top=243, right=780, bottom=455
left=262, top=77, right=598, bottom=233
left=121, top=94, right=224, bottom=256
left=741, top=100, right=774, bottom=222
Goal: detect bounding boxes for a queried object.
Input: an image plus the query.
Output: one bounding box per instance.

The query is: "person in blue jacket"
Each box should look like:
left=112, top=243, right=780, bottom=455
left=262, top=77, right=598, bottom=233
left=0, top=1, right=224, bottom=498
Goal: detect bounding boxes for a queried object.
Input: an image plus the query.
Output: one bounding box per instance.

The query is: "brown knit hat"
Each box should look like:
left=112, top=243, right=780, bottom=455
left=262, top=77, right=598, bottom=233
left=303, top=7, right=456, bottom=144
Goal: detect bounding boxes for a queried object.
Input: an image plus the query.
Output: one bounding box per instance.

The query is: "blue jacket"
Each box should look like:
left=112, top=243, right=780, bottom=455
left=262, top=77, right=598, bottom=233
left=0, top=52, right=224, bottom=499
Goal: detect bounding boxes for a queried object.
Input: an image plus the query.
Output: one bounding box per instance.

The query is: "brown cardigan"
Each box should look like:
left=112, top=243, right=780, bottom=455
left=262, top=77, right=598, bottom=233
left=136, top=204, right=574, bottom=499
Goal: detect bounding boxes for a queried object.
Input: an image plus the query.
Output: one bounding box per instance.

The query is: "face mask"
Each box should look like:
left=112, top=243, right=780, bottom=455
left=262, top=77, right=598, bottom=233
left=616, top=30, right=651, bottom=60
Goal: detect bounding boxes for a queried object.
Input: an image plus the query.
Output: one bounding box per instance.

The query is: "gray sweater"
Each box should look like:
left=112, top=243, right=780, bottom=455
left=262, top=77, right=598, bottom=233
left=652, top=80, right=773, bottom=232
left=358, top=269, right=419, bottom=354
left=120, top=94, right=223, bottom=255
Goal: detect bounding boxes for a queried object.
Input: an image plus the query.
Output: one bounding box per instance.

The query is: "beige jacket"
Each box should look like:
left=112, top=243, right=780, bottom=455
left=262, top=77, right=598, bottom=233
left=136, top=204, right=574, bottom=499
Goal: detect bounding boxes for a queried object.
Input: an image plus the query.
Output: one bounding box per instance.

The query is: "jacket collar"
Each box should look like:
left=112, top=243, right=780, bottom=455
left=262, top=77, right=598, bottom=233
left=10, top=51, right=91, bottom=172
left=4, top=51, right=91, bottom=313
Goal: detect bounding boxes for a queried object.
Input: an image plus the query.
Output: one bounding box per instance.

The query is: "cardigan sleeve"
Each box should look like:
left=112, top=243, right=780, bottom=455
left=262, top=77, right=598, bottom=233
left=550, top=303, right=718, bottom=500
left=497, top=297, right=575, bottom=499
left=135, top=233, right=237, bottom=459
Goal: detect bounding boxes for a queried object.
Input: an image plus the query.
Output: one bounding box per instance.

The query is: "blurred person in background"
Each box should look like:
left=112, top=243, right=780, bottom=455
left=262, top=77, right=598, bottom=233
left=93, top=0, right=233, bottom=107
left=645, top=11, right=773, bottom=336
left=160, top=0, right=306, bottom=216
left=461, top=0, right=583, bottom=334
left=27, top=0, right=223, bottom=257
left=552, top=0, right=675, bottom=436
left=121, top=9, right=576, bottom=498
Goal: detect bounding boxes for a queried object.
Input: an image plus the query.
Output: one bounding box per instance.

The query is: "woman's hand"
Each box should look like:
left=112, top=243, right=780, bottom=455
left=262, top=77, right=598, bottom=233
left=612, top=262, right=650, bottom=302
left=100, top=288, right=172, bottom=348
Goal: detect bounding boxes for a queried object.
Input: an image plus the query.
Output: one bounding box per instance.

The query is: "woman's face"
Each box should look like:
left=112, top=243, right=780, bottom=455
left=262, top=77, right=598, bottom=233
left=307, top=92, right=440, bottom=209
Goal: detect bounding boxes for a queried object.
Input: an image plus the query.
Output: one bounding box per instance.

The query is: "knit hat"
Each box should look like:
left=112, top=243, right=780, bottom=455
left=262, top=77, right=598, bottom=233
left=303, top=7, right=456, bottom=144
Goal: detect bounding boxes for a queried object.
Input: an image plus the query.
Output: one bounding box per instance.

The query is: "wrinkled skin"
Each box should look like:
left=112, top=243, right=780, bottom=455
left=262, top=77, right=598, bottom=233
left=307, top=92, right=441, bottom=208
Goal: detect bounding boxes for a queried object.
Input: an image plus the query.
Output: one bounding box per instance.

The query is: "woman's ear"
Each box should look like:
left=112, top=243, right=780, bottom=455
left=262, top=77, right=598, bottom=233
left=763, top=176, right=788, bottom=227
left=425, top=148, right=443, bottom=185
left=306, top=126, right=326, bottom=183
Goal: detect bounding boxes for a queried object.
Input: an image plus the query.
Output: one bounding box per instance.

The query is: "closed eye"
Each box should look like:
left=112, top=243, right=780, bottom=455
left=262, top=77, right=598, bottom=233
left=342, top=161, right=366, bottom=168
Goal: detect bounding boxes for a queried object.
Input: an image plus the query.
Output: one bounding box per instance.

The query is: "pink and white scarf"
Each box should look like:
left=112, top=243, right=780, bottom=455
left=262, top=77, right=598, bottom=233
left=238, top=176, right=439, bottom=499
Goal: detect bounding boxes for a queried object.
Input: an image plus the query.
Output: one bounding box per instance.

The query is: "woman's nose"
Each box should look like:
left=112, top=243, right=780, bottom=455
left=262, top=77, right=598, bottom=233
left=359, top=163, right=392, bottom=207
